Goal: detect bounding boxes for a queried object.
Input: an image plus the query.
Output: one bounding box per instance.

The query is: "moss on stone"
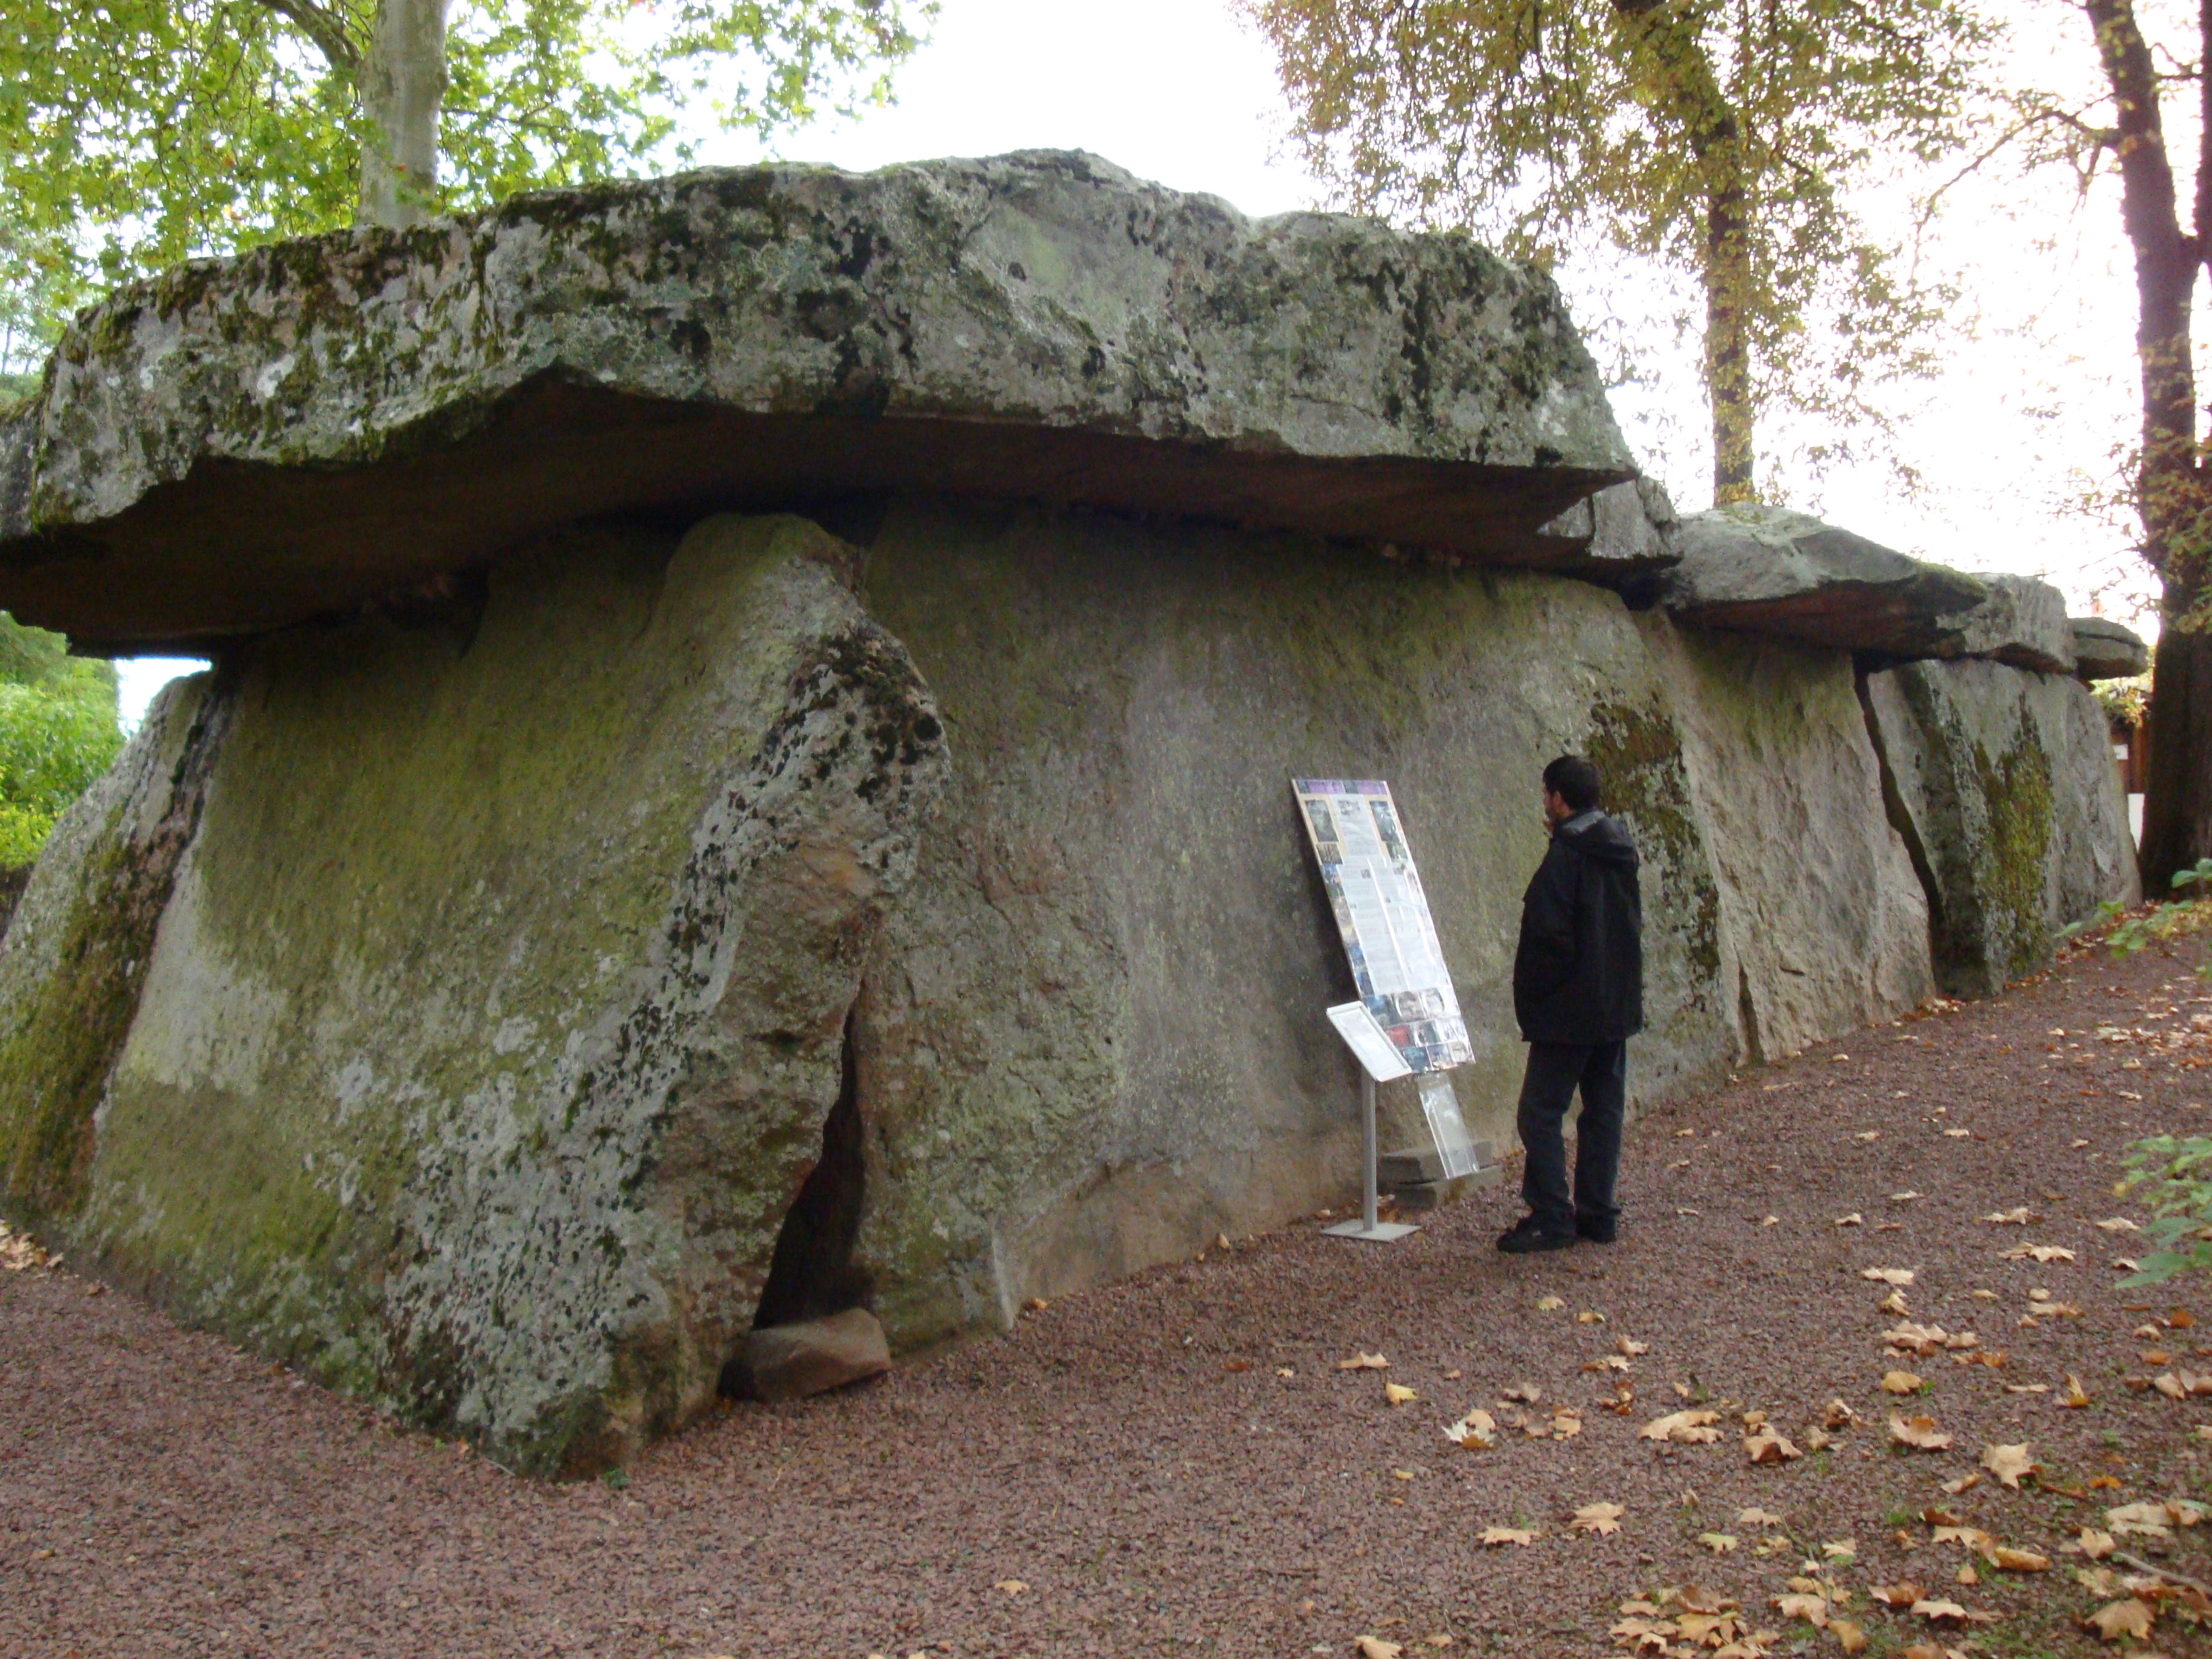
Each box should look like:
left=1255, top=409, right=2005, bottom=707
left=1585, top=697, right=1722, bottom=978
left=1974, top=727, right=2055, bottom=979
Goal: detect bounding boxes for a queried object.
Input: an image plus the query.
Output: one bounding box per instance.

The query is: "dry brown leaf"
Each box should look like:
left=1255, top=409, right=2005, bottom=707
left=1384, top=1382, right=1416, bottom=1406
left=1697, top=1532, right=1738, bottom=1553
left=2154, top=1373, right=2187, bottom=1400
left=2095, top=1217, right=2140, bottom=1232
left=1998, top=1243, right=2076, bottom=1262
left=1877, top=1289, right=1911, bottom=1316
left=1500, top=1382, right=1543, bottom=1404
left=1640, top=1409, right=1723, bottom=1444
left=1882, top=1370, right=1925, bottom=1393
left=1829, top=1618, right=1866, bottom=1655
left=1577, top=1309, right=1606, bottom=1324
left=1889, top=1413, right=1952, bottom=1450
left=2084, top=1598, right=2156, bottom=1642
left=1443, top=1409, right=1496, bottom=1450
left=1869, top=1583, right=1923, bottom=1608
left=1932, top=1525, right=1996, bottom=1552
left=1535, top=1295, right=1565, bottom=1311
left=1980, top=1443, right=2034, bottom=1489
left=1989, top=1547, right=2048, bottom=1572
left=2062, top=1374, right=2091, bottom=1408
left=1938, top=1472, right=1981, bottom=1496
left=1583, top=1354, right=1632, bottom=1373
left=1339, top=1352, right=1389, bottom=1371
left=1773, top=1592, right=1829, bottom=1625
left=2105, top=1501, right=2176, bottom=1537
left=2074, top=1527, right=2116, bottom=1560
left=1570, top=1501, right=1624, bottom=1535
left=1744, top=1426, right=1801, bottom=1464
left=1617, top=1336, right=1649, bottom=1356
left=1910, top=1599, right=1968, bottom=1621
left=1835, top=1213, right=1863, bottom=1227
left=1738, top=1507, right=1785, bottom=1527
left=1980, top=1207, right=2033, bottom=1224
left=1356, top=1638, right=1405, bottom=1659
left=1862, top=1267, right=1915, bottom=1285
left=1478, top=1525, right=1534, bottom=1547
left=1820, top=1398, right=1857, bottom=1429
left=994, top=1579, right=1030, bottom=1595
left=1953, top=1564, right=1978, bottom=1586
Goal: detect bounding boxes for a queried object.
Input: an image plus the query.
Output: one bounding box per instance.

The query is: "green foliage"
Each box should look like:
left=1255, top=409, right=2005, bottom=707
left=2058, top=863, right=2212, bottom=957
left=0, top=0, right=933, bottom=312
left=0, top=615, right=122, bottom=872
left=1239, top=0, right=1997, bottom=494
left=2093, top=672, right=2151, bottom=729
left=2119, top=1132, right=2212, bottom=1285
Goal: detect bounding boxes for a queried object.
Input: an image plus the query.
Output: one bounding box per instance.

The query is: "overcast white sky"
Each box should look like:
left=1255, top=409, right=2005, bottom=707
left=116, top=0, right=2173, bottom=720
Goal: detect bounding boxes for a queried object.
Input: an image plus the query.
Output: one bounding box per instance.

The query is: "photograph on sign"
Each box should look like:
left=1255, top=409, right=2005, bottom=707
left=1325, top=1000, right=1412, bottom=1082
left=1292, top=778, right=1472, bottom=1075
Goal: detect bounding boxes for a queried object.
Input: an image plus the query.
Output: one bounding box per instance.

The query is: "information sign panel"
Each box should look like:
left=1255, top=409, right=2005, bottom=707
left=1293, top=778, right=1474, bottom=1076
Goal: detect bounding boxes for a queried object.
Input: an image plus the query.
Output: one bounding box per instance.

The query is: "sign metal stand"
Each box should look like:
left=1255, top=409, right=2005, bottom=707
left=1321, top=1000, right=1419, bottom=1242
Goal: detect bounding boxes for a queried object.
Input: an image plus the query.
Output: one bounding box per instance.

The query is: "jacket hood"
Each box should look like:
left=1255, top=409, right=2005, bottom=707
left=1557, top=810, right=1640, bottom=870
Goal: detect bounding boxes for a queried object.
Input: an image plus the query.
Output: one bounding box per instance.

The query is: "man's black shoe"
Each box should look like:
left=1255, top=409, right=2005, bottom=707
left=1496, top=1215, right=1577, bottom=1254
left=1576, top=1216, right=1617, bottom=1244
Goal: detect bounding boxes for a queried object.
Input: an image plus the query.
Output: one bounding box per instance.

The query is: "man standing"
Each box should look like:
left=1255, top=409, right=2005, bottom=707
left=1498, top=756, right=1643, bottom=1255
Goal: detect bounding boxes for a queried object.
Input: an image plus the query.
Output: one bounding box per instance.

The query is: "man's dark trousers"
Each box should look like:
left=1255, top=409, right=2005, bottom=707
left=1517, top=1041, right=1626, bottom=1236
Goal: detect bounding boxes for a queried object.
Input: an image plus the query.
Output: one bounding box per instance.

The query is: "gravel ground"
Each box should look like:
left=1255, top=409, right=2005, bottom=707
left=7, top=935, right=2212, bottom=1659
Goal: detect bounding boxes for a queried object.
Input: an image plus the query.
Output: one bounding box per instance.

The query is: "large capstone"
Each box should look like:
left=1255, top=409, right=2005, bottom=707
left=0, top=152, right=1641, bottom=653
left=2073, top=617, right=2150, bottom=682
left=1863, top=659, right=2139, bottom=998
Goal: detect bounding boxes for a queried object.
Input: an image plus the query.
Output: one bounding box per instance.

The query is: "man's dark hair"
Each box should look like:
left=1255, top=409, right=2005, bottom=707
left=1543, top=755, right=1601, bottom=813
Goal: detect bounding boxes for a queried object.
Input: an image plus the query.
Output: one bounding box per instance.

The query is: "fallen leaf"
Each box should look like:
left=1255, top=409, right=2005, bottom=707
left=1891, top=1191, right=1922, bottom=1202
left=1890, top=1414, right=1952, bottom=1450
left=1989, top=1546, right=2048, bottom=1572
left=1773, top=1592, right=1829, bottom=1624
left=994, top=1579, right=1029, bottom=1595
left=1869, top=1584, right=1923, bottom=1608
left=1478, top=1525, right=1534, bottom=1546
left=1570, top=1501, right=1625, bottom=1535
left=1500, top=1382, right=1542, bottom=1404
left=1998, top=1243, right=2076, bottom=1262
left=1640, top=1409, right=1723, bottom=1444
left=1738, top=1507, right=1785, bottom=1527
left=1583, top=1355, right=1632, bottom=1373
left=2063, top=1374, right=2091, bottom=1408
left=1862, top=1267, right=1915, bottom=1285
left=2095, top=1217, right=2140, bottom=1232
left=1390, top=1468, right=1415, bottom=1481
left=1384, top=1382, right=1416, bottom=1406
left=1697, top=1532, right=1738, bottom=1553
left=1854, top=1131, right=1880, bottom=1143
left=1882, top=1370, right=1925, bottom=1393
left=1909, top=1598, right=1994, bottom=1625
left=1339, top=1352, right=1389, bottom=1371
left=1835, top=1214, right=1863, bottom=1227
left=2074, top=1527, right=2116, bottom=1560
left=1939, top=1472, right=1981, bottom=1496
left=2168, top=1307, right=2197, bottom=1329
left=1577, top=1310, right=1606, bottom=1324
left=1443, top=1409, right=1496, bottom=1449
left=1829, top=1618, right=1866, bottom=1654
left=1942, top=1128, right=1971, bottom=1138
left=1356, top=1638, right=1405, bottom=1659
left=2154, top=1372, right=2187, bottom=1400
left=1022, top=1296, right=1049, bottom=1312
left=1617, top=1336, right=1649, bottom=1355
left=1535, top=1295, right=1565, bottom=1311
left=1980, top=1443, right=2034, bottom=1489
left=1745, top=1426, right=1801, bottom=1464
left=1820, top=1398, right=1857, bottom=1428
left=2084, top=1598, right=2155, bottom=1642
left=2105, top=1501, right=2176, bottom=1537
left=1953, top=1564, right=1977, bottom=1586
left=1980, top=1207, right=2033, bottom=1224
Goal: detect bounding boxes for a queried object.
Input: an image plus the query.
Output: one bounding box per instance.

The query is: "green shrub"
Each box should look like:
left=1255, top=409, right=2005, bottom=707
left=2118, top=1134, right=2212, bottom=1285
left=0, top=614, right=121, bottom=873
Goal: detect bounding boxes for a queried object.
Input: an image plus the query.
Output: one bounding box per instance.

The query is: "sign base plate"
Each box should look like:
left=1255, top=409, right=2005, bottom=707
left=1322, top=1219, right=1419, bottom=1242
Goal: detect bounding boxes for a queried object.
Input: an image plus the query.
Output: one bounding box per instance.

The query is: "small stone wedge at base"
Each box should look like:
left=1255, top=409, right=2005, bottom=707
left=745, top=1309, right=893, bottom=1403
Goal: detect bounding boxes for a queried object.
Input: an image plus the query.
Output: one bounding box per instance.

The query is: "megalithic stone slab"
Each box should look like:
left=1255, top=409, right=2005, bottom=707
left=0, top=151, right=1638, bottom=652
left=2073, top=616, right=2150, bottom=682
left=1660, top=505, right=1988, bottom=656
left=1862, top=658, right=2139, bottom=999
left=1660, top=505, right=2076, bottom=671
left=1, top=512, right=947, bottom=1475
left=744, top=1309, right=893, bottom=1403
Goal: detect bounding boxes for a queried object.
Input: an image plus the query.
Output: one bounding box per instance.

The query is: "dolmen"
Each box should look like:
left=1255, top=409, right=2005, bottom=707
left=0, top=152, right=2142, bottom=1471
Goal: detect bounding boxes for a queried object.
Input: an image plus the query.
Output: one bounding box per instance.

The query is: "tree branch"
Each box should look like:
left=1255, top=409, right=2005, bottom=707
left=248, top=0, right=363, bottom=76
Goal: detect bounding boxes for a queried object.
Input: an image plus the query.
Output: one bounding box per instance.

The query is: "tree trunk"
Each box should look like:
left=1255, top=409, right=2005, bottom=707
left=2084, top=0, right=2210, bottom=888
left=1703, top=173, right=1754, bottom=505
left=1612, top=0, right=1757, bottom=504
left=356, top=0, right=451, bottom=229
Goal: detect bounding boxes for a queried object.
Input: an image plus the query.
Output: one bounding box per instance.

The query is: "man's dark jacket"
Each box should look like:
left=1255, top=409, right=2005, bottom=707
left=1513, top=810, right=1644, bottom=1045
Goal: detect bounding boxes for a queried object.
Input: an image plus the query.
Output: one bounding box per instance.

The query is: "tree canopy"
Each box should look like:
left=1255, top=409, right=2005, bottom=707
left=0, top=0, right=931, bottom=332
left=0, top=617, right=121, bottom=873
left=1241, top=0, right=1996, bottom=504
